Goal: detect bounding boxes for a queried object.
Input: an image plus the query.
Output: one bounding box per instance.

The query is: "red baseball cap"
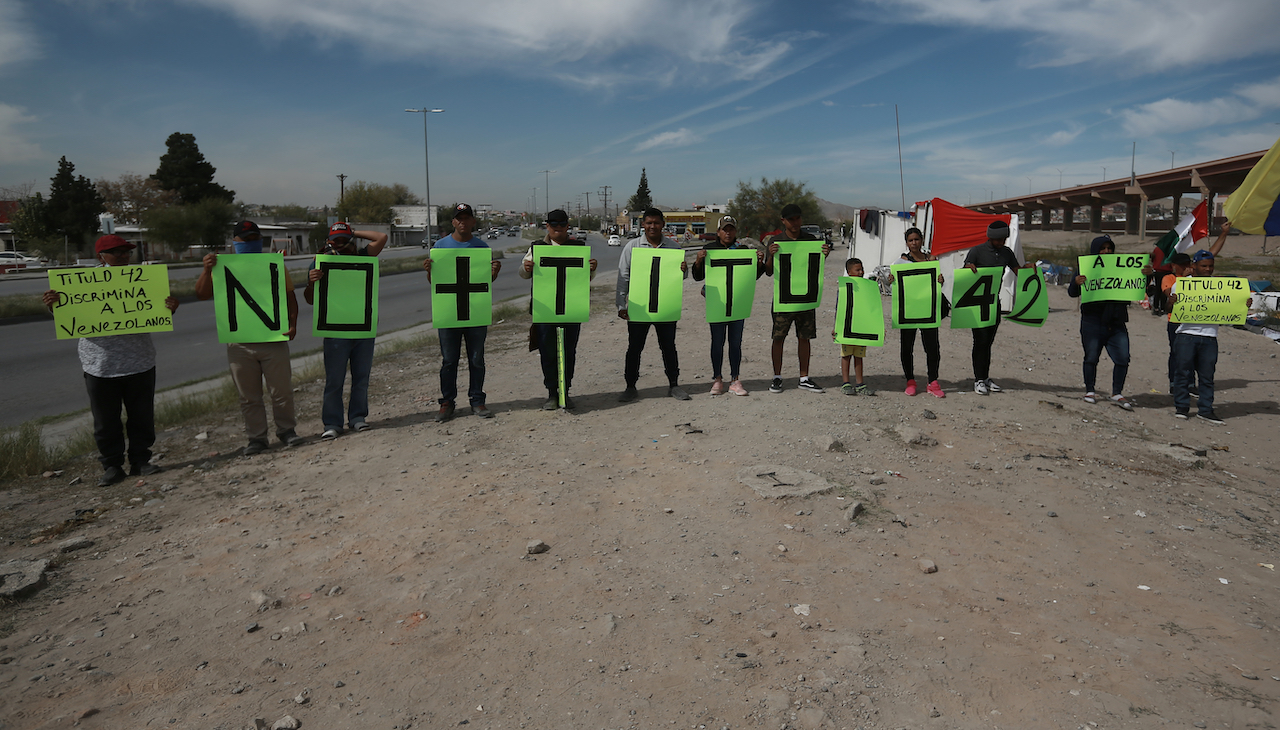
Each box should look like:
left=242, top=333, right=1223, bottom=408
left=328, top=222, right=354, bottom=241
left=95, top=234, right=136, bottom=253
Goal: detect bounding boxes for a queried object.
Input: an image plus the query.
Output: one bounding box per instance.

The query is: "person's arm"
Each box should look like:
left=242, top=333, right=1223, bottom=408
left=490, top=258, right=501, bottom=281
left=616, top=243, right=632, bottom=317
left=164, top=296, right=179, bottom=313
left=519, top=247, right=534, bottom=280
left=692, top=248, right=707, bottom=281
left=194, top=253, right=217, bottom=300
left=42, top=289, right=60, bottom=311
left=763, top=239, right=778, bottom=276
left=304, top=260, right=319, bottom=305
left=588, top=257, right=597, bottom=280
left=422, top=256, right=432, bottom=283
left=286, top=289, right=299, bottom=340
left=1208, top=221, right=1231, bottom=257
left=1068, top=275, right=1083, bottom=298
left=356, top=230, right=388, bottom=257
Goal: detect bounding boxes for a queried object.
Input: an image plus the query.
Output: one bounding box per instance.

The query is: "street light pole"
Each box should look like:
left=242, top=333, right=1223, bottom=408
left=1169, top=150, right=1176, bottom=169
left=1055, top=168, right=1063, bottom=188
left=405, top=107, right=445, bottom=240
left=336, top=173, right=347, bottom=207
left=538, top=170, right=556, bottom=216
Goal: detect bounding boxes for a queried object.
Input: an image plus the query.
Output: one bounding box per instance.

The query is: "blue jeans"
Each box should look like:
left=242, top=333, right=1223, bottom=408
left=322, top=337, right=375, bottom=430
left=1167, top=321, right=1197, bottom=391
left=439, top=326, right=487, bottom=406
left=1080, top=317, right=1129, bottom=395
left=709, top=319, right=745, bottom=380
left=1172, top=333, right=1216, bottom=415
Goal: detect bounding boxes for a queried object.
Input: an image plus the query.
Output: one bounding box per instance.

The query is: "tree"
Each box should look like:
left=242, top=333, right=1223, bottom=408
left=335, top=181, right=421, bottom=224
left=625, top=168, right=652, bottom=212
left=151, top=132, right=234, bottom=204
left=96, top=173, right=177, bottom=226
left=45, top=156, right=104, bottom=245
left=143, top=198, right=236, bottom=253
left=727, top=178, right=831, bottom=239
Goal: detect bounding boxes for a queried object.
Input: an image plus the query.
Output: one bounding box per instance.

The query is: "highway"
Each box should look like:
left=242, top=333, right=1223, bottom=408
left=2, top=234, right=628, bottom=427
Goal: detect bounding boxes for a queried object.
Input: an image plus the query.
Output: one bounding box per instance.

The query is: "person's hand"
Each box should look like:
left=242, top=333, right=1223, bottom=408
left=589, top=258, right=598, bottom=273
left=767, top=242, right=779, bottom=257
left=1020, top=262, right=1034, bottom=269
left=821, top=243, right=832, bottom=257
left=422, top=258, right=432, bottom=274
left=286, top=323, right=297, bottom=340
left=937, top=274, right=945, bottom=284
left=491, top=260, right=502, bottom=280
left=165, top=296, right=179, bottom=313
left=1141, top=265, right=1153, bottom=276
left=42, top=289, right=60, bottom=309
left=695, top=249, right=706, bottom=264
left=965, top=263, right=977, bottom=272
left=308, top=268, right=323, bottom=282
left=1074, top=275, right=1086, bottom=285
left=680, top=261, right=688, bottom=274
left=1167, top=293, right=1178, bottom=306
left=617, top=309, right=629, bottom=320
left=522, top=258, right=533, bottom=274
left=202, top=252, right=217, bottom=271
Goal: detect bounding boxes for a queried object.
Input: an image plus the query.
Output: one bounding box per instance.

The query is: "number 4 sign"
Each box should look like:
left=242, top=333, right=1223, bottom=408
left=949, top=267, right=1002, bottom=329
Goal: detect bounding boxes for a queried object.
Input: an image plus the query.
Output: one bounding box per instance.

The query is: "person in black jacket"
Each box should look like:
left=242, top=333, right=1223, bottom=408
left=1067, top=235, right=1143, bottom=410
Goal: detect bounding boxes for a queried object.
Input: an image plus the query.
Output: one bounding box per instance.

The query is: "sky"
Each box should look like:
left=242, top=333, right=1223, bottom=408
left=2, top=0, right=1279, bottom=216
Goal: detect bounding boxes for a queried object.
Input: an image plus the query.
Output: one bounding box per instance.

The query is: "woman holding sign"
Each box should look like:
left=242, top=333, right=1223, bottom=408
left=692, top=215, right=765, bottom=397
left=896, top=227, right=946, bottom=398
left=1068, top=235, right=1137, bottom=410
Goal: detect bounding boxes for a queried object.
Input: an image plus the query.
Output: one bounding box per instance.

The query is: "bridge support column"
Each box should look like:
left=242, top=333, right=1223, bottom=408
left=1063, top=205, right=1075, bottom=232
left=1041, top=206, right=1053, bottom=231
left=1125, top=197, right=1140, bottom=235
left=1090, top=203, right=1103, bottom=233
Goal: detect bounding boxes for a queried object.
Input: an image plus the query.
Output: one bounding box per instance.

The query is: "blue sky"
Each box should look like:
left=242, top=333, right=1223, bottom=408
left=2, top=0, right=1279, bottom=215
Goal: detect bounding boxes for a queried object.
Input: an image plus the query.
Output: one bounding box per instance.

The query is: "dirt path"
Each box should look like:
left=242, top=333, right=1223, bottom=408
left=3, top=261, right=1279, bottom=730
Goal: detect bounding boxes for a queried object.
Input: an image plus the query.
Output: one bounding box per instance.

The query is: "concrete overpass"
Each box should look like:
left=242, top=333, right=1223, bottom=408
left=968, top=150, right=1266, bottom=238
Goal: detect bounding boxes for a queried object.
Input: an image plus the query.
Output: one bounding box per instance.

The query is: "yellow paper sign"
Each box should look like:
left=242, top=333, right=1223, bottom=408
left=1171, top=277, right=1250, bottom=325
left=48, top=265, right=173, bottom=339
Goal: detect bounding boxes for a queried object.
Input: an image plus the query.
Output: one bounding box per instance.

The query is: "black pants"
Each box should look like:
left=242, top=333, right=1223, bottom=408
left=971, top=320, right=1001, bottom=381
left=536, top=323, right=581, bottom=394
left=899, top=327, right=940, bottom=382
left=625, top=321, right=679, bottom=388
left=85, top=368, right=156, bottom=469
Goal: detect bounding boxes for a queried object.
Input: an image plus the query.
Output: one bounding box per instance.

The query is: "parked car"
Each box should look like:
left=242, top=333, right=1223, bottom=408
left=0, top=251, right=48, bottom=268
left=507, top=227, right=517, bottom=236
left=607, top=235, right=622, bottom=247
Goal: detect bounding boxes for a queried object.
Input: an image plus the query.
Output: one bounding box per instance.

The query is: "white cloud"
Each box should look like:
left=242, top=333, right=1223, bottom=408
left=1043, top=126, right=1081, bottom=146
left=1235, top=77, right=1280, bottom=108
left=0, top=103, right=42, bottom=165
left=864, top=0, right=1280, bottom=72
left=634, top=128, right=702, bottom=152
left=0, top=0, right=40, bottom=70
left=1118, top=74, right=1280, bottom=137
left=1194, top=129, right=1280, bottom=158
left=170, top=0, right=783, bottom=86
left=821, top=100, right=835, bottom=107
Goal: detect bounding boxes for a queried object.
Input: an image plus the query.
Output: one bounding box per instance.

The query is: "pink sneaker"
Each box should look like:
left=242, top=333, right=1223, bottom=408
left=728, top=379, right=749, bottom=396
left=710, top=379, right=725, bottom=396
left=926, top=380, right=946, bottom=398
left=904, top=379, right=917, bottom=396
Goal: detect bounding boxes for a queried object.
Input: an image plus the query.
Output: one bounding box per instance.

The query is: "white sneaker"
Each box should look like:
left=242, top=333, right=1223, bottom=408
left=986, top=379, right=1002, bottom=393
left=321, top=428, right=340, bottom=440
left=974, top=380, right=990, bottom=396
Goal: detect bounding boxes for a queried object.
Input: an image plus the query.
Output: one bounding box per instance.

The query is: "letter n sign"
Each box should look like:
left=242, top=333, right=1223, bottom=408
left=213, top=253, right=288, bottom=343
left=431, top=249, right=492, bottom=328
left=531, top=245, right=590, bottom=324
left=772, top=241, right=825, bottom=312
left=314, top=254, right=379, bottom=338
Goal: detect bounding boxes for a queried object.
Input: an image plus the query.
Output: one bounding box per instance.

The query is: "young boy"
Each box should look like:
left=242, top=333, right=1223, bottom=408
left=834, top=258, right=875, bottom=396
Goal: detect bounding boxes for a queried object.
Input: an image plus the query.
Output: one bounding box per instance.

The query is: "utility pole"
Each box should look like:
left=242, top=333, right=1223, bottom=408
left=538, top=170, right=556, bottom=216
left=583, top=192, right=591, bottom=230
left=336, top=173, right=347, bottom=204
left=598, top=185, right=611, bottom=231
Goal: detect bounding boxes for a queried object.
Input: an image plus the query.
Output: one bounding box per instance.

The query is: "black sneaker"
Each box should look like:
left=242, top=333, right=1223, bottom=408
left=435, top=402, right=456, bottom=422
left=243, top=439, right=269, bottom=456
left=130, top=462, right=163, bottom=477
left=668, top=385, right=691, bottom=401
left=542, top=392, right=559, bottom=411
left=769, top=377, right=784, bottom=393
left=98, top=465, right=127, bottom=487
left=1174, top=410, right=1189, bottom=420
left=618, top=387, right=639, bottom=403
left=474, top=404, right=494, bottom=419
left=279, top=430, right=305, bottom=447
left=1197, top=411, right=1225, bottom=425
left=797, top=378, right=824, bottom=393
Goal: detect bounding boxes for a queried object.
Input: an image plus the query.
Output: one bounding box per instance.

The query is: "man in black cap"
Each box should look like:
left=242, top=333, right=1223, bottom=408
left=962, top=219, right=1033, bottom=395
left=195, top=220, right=303, bottom=454
left=521, top=209, right=597, bottom=409
left=423, top=204, right=502, bottom=421
left=763, top=202, right=832, bottom=393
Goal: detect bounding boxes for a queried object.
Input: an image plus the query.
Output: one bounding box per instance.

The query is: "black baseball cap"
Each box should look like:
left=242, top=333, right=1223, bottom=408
left=780, top=203, right=802, bottom=219
left=546, top=209, right=569, bottom=225
left=452, top=203, right=475, bottom=219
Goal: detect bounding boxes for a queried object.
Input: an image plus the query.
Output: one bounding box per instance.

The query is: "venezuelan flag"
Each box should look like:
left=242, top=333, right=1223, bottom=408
left=1224, top=135, right=1280, bottom=235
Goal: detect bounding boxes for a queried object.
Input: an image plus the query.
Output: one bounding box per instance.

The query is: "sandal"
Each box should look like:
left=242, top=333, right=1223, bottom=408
left=1083, top=392, right=1097, bottom=404
left=1110, top=394, right=1134, bottom=411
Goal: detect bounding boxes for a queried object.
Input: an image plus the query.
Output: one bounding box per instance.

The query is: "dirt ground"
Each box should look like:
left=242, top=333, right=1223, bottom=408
left=3, top=241, right=1280, bottom=730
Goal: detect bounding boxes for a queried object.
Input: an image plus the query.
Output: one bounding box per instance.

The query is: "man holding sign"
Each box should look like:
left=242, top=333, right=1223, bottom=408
left=43, top=235, right=179, bottom=486
left=1067, top=235, right=1140, bottom=410
left=195, top=221, right=303, bottom=455
left=616, top=208, right=689, bottom=402
left=763, top=203, right=832, bottom=394
left=424, top=204, right=502, bottom=422
left=962, top=220, right=1033, bottom=395
left=692, top=215, right=764, bottom=397
left=1167, top=250, right=1251, bottom=424
left=520, top=209, right=597, bottom=410
left=304, top=222, right=388, bottom=438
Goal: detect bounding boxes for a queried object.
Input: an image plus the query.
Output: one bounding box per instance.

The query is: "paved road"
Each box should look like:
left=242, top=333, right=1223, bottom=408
left=3, top=235, right=630, bottom=427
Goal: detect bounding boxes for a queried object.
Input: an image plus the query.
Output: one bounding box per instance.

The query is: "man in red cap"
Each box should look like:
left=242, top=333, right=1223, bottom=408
left=43, top=235, right=179, bottom=486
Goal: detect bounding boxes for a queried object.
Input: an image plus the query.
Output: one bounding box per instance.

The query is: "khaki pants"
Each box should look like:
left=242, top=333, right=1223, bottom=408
left=227, top=342, right=296, bottom=442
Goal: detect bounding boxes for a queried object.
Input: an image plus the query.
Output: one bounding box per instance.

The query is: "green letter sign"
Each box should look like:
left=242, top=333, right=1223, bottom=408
left=431, top=249, right=493, bottom=328
left=628, top=248, right=684, bottom=323
left=313, top=254, right=379, bottom=338
left=531, top=245, right=590, bottom=324
left=772, top=241, right=825, bottom=313
left=1171, top=277, right=1250, bottom=325
left=834, top=276, right=885, bottom=346
left=949, top=266, right=1003, bottom=329
left=1005, top=268, right=1048, bottom=327
left=704, top=249, right=757, bottom=323
left=213, top=254, right=288, bottom=343
left=890, top=262, right=941, bottom=329
left=1078, top=254, right=1149, bottom=303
